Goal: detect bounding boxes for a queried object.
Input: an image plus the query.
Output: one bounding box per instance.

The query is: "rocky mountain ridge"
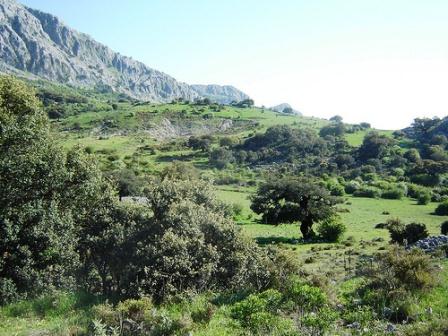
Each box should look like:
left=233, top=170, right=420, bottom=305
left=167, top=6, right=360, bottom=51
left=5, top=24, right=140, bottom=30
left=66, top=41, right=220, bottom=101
left=0, top=0, right=249, bottom=103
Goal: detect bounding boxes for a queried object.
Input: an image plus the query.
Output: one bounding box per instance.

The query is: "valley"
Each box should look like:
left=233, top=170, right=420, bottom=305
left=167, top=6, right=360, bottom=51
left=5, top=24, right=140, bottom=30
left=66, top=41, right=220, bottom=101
left=1, top=0, right=448, bottom=335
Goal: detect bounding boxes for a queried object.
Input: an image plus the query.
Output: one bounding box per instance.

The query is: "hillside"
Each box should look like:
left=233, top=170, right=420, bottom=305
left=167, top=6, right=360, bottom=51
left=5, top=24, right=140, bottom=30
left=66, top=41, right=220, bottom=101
left=0, top=0, right=248, bottom=103
left=2, top=75, right=448, bottom=336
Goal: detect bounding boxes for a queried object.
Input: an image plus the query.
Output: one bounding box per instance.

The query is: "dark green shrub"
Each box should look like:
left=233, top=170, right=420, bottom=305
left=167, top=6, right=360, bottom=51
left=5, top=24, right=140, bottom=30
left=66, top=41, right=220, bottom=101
left=316, top=215, right=346, bottom=242
left=441, top=221, right=448, bottom=235
left=381, top=188, right=404, bottom=200
left=353, top=186, right=381, bottom=198
left=435, top=201, right=448, bottom=215
left=208, top=148, right=235, bottom=169
left=417, top=191, right=431, bottom=205
left=344, top=181, right=360, bottom=194
left=407, top=183, right=425, bottom=198
left=411, top=173, right=441, bottom=187
left=0, top=279, right=20, bottom=305
left=328, top=183, right=345, bottom=196
left=386, top=218, right=405, bottom=244
left=404, top=223, right=429, bottom=244
left=387, top=220, right=428, bottom=244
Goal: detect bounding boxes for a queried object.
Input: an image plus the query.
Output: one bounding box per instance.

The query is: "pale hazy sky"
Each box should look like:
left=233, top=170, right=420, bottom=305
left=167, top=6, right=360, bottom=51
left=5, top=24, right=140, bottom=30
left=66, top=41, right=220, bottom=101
left=20, top=0, right=448, bottom=129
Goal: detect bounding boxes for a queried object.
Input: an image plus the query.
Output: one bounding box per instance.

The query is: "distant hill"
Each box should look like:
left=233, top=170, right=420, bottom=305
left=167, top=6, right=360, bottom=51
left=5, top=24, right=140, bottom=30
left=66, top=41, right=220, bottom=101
left=0, top=0, right=248, bottom=103
left=270, top=103, right=302, bottom=115
left=190, top=84, right=249, bottom=105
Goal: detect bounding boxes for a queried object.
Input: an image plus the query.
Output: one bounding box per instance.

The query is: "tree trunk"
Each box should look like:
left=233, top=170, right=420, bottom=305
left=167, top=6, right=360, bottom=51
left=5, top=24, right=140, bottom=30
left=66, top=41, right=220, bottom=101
left=300, top=216, right=314, bottom=240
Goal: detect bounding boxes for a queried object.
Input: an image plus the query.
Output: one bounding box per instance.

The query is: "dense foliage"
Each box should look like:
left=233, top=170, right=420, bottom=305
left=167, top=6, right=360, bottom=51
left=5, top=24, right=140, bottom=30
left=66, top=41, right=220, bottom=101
left=0, top=77, right=293, bottom=305
left=0, top=76, right=112, bottom=303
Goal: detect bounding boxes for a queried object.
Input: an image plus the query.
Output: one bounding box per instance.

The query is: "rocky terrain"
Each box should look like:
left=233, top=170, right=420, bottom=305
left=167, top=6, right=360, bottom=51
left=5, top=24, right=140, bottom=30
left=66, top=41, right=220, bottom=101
left=0, top=0, right=249, bottom=103
left=190, top=84, right=249, bottom=104
left=408, top=235, right=448, bottom=253
left=270, top=103, right=302, bottom=115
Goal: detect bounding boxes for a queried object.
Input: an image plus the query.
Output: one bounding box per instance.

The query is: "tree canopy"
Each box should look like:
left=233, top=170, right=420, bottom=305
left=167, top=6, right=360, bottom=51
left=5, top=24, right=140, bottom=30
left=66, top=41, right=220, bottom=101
left=251, top=177, right=336, bottom=239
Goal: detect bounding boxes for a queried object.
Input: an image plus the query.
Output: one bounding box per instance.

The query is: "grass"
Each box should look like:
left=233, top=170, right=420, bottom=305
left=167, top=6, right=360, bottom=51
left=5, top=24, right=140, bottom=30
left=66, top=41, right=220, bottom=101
left=0, top=292, right=101, bottom=336
left=216, top=188, right=447, bottom=243
left=214, top=186, right=448, bottom=275
left=345, top=129, right=394, bottom=147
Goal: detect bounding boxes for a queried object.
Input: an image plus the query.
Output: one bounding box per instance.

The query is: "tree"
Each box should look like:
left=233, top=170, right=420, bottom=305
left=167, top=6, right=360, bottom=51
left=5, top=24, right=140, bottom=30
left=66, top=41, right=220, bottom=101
left=219, top=136, right=235, bottom=148
left=209, top=147, right=235, bottom=169
left=282, top=107, right=293, bottom=114
left=108, top=169, right=143, bottom=200
left=358, top=131, right=395, bottom=162
left=82, top=178, right=274, bottom=300
left=239, top=125, right=327, bottom=165
left=319, top=123, right=346, bottom=138
left=329, top=115, right=343, bottom=123
left=187, top=135, right=212, bottom=152
left=251, top=177, right=336, bottom=239
left=160, top=161, right=200, bottom=181
left=0, top=76, right=113, bottom=303
left=359, top=122, right=371, bottom=129
left=234, top=99, right=254, bottom=108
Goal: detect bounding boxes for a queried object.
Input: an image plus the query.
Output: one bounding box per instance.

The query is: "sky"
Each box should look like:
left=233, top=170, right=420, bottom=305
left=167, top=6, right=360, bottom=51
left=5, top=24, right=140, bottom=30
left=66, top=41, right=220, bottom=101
left=20, top=0, right=448, bottom=129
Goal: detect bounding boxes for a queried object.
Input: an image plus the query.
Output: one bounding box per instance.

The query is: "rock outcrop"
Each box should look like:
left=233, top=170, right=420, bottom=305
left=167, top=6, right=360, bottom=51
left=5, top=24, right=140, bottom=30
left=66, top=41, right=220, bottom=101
left=190, top=84, right=249, bottom=104
left=408, top=235, right=448, bottom=252
left=270, top=103, right=302, bottom=115
left=0, top=0, right=249, bottom=103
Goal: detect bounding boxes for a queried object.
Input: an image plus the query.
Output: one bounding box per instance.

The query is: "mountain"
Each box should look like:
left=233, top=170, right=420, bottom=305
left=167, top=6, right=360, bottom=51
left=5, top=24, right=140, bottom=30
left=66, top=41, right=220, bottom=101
left=0, top=0, right=249, bottom=103
left=270, top=103, right=302, bottom=115
left=190, top=84, right=249, bottom=104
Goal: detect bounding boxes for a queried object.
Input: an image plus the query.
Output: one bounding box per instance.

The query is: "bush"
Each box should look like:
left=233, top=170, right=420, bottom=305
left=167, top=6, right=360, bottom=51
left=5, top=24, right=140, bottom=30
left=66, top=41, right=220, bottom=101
left=435, top=201, right=448, bottom=215
left=387, top=219, right=429, bottom=245
left=285, top=281, right=327, bottom=311
left=386, top=218, right=405, bottom=243
left=316, top=215, right=346, bottom=242
left=230, top=289, right=298, bottom=334
left=230, top=289, right=283, bottom=324
left=353, top=186, right=381, bottom=198
left=344, top=181, right=360, bottom=194
left=441, top=221, right=448, bottom=235
left=381, top=188, right=405, bottom=200
left=232, top=203, right=244, bottom=218
left=328, top=183, right=345, bottom=196
left=404, top=223, right=429, bottom=244
left=361, top=247, right=437, bottom=321
left=117, top=297, right=153, bottom=322
left=0, top=279, right=21, bottom=305
left=417, top=191, right=431, bottom=205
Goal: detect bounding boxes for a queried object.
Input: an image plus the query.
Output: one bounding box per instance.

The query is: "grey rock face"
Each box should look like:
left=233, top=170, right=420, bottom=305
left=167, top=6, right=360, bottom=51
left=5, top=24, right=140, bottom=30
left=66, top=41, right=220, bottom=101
left=407, top=235, right=448, bottom=253
left=190, top=84, right=249, bottom=104
left=270, top=103, right=302, bottom=115
left=0, top=0, right=247, bottom=103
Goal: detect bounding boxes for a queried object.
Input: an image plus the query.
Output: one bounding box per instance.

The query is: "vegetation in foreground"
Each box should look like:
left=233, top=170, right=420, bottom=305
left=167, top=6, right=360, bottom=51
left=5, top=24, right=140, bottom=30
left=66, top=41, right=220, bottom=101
left=1, top=77, right=448, bottom=335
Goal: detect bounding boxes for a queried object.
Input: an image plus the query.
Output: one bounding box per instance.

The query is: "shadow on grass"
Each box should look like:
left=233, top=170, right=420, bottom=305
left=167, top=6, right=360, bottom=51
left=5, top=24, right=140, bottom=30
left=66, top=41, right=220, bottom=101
left=255, top=236, right=299, bottom=246
left=211, top=288, right=252, bottom=307
left=155, top=152, right=202, bottom=163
